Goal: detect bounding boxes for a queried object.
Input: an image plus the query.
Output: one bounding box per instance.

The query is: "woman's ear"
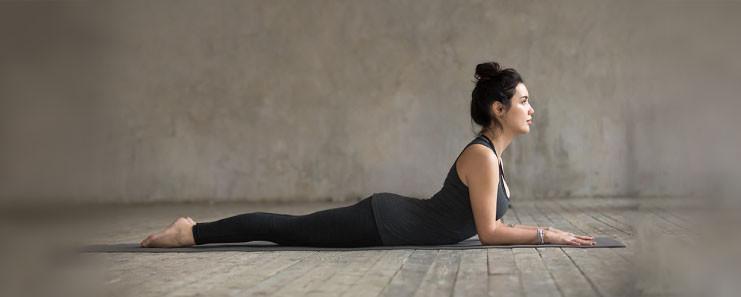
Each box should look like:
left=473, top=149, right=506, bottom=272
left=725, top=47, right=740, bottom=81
left=491, top=101, right=505, bottom=119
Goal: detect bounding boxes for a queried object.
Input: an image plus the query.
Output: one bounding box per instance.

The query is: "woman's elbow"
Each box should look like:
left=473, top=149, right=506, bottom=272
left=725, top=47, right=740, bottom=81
left=478, top=227, right=500, bottom=245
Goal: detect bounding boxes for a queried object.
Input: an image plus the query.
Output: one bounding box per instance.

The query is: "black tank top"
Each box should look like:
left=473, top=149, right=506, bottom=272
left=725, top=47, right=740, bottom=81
left=370, top=133, right=510, bottom=245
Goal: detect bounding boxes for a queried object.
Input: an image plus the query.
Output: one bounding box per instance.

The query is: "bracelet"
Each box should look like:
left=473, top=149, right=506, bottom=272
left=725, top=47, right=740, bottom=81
left=542, top=228, right=548, bottom=244
left=536, top=228, right=544, bottom=244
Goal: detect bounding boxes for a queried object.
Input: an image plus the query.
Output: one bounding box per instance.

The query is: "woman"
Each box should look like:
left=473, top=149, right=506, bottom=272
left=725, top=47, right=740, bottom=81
left=141, top=62, right=595, bottom=248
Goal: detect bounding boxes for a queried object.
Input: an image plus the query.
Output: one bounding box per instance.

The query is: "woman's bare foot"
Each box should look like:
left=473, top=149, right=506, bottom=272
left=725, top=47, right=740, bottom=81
left=140, top=217, right=196, bottom=248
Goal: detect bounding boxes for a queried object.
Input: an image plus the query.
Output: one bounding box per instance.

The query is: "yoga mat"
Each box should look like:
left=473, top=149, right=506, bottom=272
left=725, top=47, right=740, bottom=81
left=79, top=236, right=625, bottom=253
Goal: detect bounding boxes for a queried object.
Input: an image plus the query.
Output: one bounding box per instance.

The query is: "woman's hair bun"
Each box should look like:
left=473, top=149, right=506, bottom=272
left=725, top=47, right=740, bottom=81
left=474, top=62, right=502, bottom=81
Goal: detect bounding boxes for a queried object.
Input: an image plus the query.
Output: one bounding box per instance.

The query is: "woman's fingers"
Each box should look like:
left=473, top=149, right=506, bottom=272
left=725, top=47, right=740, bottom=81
left=557, top=233, right=596, bottom=246
left=582, top=238, right=596, bottom=245
left=559, top=230, right=593, bottom=240
left=567, top=237, right=595, bottom=246
left=564, top=235, right=580, bottom=246
left=575, top=238, right=596, bottom=246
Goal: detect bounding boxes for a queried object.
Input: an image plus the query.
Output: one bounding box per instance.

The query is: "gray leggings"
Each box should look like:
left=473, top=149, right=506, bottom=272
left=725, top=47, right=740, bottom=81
left=191, top=196, right=383, bottom=247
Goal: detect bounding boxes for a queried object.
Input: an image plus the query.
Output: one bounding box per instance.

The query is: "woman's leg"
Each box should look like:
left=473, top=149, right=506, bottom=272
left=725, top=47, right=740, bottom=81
left=191, top=196, right=383, bottom=247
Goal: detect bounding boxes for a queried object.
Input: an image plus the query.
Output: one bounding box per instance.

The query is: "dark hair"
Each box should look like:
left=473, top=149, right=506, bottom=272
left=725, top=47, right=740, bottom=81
left=470, top=61, right=524, bottom=135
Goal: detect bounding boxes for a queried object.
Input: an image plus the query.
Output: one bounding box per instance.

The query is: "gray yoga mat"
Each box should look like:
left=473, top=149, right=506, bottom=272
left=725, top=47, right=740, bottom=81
left=79, top=236, right=625, bottom=253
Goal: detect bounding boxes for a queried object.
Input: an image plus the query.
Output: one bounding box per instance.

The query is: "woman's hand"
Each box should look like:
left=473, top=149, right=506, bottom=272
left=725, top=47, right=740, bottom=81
left=544, top=229, right=595, bottom=246
left=545, top=226, right=567, bottom=234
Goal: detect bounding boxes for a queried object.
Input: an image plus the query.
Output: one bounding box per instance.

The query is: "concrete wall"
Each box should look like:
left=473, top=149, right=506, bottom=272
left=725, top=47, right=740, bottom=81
left=1, top=0, right=739, bottom=204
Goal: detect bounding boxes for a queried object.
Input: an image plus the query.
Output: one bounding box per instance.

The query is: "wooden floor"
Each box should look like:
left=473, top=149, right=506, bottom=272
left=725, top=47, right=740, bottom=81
left=0, top=197, right=711, bottom=297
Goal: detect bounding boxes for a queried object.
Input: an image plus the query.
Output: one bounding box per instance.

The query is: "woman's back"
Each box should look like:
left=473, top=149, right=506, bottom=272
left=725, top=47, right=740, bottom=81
left=371, top=133, right=510, bottom=245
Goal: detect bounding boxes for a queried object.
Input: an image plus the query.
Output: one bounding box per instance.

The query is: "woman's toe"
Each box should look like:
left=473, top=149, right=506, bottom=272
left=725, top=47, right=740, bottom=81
left=141, top=235, right=151, bottom=247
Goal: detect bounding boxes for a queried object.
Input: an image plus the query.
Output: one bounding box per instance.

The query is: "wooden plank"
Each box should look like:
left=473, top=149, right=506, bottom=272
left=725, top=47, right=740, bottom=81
left=487, top=272, right=523, bottom=297
left=510, top=203, right=562, bottom=297
left=267, top=251, right=359, bottom=297
left=103, top=252, right=238, bottom=296
left=413, top=250, right=462, bottom=297
left=487, top=247, right=519, bottom=275
left=378, top=250, right=438, bottom=297
left=537, top=248, right=598, bottom=297
left=342, top=250, right=414, bottom=297
left=514, top=248, right=561, bottom=297
left=635, top=198, right=692, bottom=233
left=556, top=199, right=632, bottom=237
left=559, top=247, right=633, bottom=297
left=525, top=201, right=637, bottom=297
left=487, top=249, right=523, bottom=297
left=591, top=198, right=640, bottom=229
left=305, top=251, right=387, bottom=297
left=97, top=253, right=168, bottom=296
left=237, top=251, right=332, bottom=296
left=164, top=251, right=276, bottom=296
left=452, top=249, right=487, bottom=297
left=173, top=251, right=316, bottom=296
left=484, top=207, right=524, bottom=297
left=566, top=198, right=634, bottom=235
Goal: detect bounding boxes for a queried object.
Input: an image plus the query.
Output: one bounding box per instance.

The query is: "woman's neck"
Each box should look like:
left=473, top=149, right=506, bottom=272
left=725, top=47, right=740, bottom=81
left=481, top=128, right=514, bottom=158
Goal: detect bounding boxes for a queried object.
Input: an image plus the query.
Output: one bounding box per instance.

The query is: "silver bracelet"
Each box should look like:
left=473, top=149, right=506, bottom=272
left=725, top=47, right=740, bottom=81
left=536, top=228, right=544, bottom=244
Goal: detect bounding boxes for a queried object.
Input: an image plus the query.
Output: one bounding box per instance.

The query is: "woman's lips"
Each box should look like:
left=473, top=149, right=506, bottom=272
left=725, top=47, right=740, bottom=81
left=527, top=120, right=533, bottom=125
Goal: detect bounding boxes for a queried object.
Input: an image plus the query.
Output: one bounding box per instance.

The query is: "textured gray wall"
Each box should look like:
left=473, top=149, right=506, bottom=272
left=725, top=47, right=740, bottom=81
left=1, top=0, right=739, bottom=204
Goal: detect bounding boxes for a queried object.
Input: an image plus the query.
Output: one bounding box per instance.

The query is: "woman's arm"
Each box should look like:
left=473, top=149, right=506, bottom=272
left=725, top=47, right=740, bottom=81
left=505, top=222, right=539, bottom=230
left=484, top=219, right=594, bottom=246
left=481, top=222, right=546, bottom=245
left=502, top=220, right=575, bottom=236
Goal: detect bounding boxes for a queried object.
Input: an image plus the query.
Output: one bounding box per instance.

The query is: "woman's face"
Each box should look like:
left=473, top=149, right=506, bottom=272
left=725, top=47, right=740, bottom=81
left=497, top=83, right=534, bottom=135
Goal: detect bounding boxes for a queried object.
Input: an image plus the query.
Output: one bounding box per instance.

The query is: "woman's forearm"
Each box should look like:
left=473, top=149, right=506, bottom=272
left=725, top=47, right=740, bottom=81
left=506, top=223, right=540, bottom=230
left=482, top=225, right=543, bottom=245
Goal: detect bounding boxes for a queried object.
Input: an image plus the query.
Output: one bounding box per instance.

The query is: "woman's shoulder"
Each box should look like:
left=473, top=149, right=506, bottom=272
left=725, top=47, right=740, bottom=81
left=456, top=143, right=499, bottom=188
